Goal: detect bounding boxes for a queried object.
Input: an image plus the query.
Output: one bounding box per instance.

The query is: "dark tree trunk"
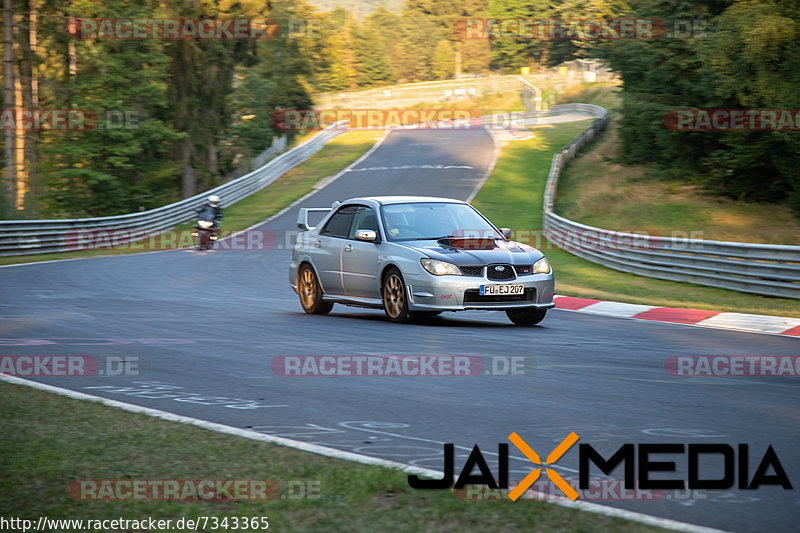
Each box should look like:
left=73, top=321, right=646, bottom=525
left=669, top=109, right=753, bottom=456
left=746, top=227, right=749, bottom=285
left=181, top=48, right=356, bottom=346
left=3, top=0, right=15, bottom=211
left=20, top=0, right=38, bottom=215
left=181, top=137, right=195, bottom=198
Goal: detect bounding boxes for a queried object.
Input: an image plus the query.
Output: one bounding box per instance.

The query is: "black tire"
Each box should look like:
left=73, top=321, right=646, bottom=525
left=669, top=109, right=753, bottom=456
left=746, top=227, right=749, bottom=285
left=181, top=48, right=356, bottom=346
left=382, top=267, right=414, bottom=323
left=198, top=231, right=209, bottom=250
left=506, top=308, right=547, bottom=326
left=297, top=263, right=333, bottom=315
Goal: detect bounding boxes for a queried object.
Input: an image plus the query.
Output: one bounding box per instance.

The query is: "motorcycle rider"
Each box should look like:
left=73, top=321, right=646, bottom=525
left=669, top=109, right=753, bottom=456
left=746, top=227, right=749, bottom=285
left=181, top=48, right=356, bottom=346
left=195, top=195, right=223, bottom=247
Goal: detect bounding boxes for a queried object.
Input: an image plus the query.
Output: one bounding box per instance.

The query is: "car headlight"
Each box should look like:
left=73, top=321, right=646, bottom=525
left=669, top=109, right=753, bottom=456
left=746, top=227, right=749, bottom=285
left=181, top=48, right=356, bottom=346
left=421, top=258, right=462, bottom=276
left=533, top=257, right=551, bottom=274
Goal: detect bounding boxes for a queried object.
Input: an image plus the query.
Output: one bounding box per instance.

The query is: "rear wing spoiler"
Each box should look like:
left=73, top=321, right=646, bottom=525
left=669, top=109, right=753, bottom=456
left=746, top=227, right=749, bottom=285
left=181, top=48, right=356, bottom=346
left=296, top=207, right=333, bottom=231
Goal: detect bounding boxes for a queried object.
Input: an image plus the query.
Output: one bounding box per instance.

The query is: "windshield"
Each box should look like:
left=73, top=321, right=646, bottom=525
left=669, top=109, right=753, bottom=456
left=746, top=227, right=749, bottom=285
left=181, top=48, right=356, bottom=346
left=381, top=202, right=501, bottom=242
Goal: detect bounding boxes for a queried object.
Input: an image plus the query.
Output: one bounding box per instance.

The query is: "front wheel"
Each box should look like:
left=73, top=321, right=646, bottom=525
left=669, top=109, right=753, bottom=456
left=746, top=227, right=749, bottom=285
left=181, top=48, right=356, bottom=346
left=382, top=268, right=414, bottom=323
left=298, top=264, right=333, bottom=315
left=506, top=308, right=547, bottom=326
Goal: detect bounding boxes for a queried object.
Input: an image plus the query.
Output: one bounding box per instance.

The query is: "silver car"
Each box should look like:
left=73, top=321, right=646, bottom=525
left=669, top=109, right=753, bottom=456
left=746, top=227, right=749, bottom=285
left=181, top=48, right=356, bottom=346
left=289, top=196, right=555, bottom=325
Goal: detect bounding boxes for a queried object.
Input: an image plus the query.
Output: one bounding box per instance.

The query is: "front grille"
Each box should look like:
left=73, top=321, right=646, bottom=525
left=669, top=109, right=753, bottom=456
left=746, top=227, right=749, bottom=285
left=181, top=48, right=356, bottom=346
left=514, top=265, right=533, bottom=276
left=464, top=288, right=536, bottom=303
left=460, top=266, right=484, bottom=277
left=486, top=264, right=516, bottom=280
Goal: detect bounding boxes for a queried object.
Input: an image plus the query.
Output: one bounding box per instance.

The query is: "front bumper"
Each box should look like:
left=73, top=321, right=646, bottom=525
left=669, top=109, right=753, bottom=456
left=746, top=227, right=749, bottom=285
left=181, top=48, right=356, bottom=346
left=404, top=271, right=555, bottom=312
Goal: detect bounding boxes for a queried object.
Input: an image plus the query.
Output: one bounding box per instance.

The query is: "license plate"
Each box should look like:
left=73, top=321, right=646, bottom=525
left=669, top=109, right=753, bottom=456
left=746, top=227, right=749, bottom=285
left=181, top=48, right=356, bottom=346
left=480, top=284, right=524, bottom=296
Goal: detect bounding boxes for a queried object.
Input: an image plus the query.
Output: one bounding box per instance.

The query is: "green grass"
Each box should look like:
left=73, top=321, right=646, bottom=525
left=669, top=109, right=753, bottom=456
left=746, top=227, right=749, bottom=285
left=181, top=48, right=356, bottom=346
left=471, top=115, right=800, bottom=319
left=0, top=130, right=382, bottom=267
left=555, top=82, right=622, bottom=117
left=402, top=91, right=527, bottom=115
left=553, top=86, right=800, bottom=246
left=0, top=381, right=669, bottom=532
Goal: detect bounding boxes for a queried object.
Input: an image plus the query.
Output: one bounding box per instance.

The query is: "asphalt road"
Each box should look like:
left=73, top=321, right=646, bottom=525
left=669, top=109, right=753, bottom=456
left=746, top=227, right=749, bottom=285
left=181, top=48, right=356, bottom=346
left=1, top=127, right=798, bottom=533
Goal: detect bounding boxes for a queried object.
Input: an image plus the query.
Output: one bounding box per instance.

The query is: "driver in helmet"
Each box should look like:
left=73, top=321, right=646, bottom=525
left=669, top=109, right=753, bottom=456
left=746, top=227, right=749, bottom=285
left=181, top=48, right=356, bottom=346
left=195, top=195, right=224, bottom=241
left=197, top=195, right=223, bottom=225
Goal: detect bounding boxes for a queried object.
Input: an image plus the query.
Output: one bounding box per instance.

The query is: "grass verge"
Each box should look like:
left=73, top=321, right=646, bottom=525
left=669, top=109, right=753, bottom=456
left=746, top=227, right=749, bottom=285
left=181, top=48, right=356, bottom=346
left=553, top=85, right=800, bottom=245
left=0, top=381, right=668, bottom=532
left=0, top=130, right=381, bottom=267
left=471, top=114, right=800, bottom=319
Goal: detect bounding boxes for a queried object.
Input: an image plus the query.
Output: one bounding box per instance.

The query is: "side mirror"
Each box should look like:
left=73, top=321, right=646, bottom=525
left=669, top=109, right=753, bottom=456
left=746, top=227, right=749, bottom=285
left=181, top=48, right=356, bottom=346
left=500, top=227, right=513, bottom=240
left=355, top=229, right=377, bottom=242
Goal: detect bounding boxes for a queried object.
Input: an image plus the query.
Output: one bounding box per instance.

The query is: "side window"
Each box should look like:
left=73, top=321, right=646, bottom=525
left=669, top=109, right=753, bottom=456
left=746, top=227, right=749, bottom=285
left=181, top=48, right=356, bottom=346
left=320, top=206, right=357, bottom=238
left=348, top=207, right=380, bottom=239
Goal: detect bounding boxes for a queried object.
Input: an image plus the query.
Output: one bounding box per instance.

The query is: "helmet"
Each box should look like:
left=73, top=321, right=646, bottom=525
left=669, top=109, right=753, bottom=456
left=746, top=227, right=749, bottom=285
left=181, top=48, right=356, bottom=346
left=208, top=195, right=220, bottom=207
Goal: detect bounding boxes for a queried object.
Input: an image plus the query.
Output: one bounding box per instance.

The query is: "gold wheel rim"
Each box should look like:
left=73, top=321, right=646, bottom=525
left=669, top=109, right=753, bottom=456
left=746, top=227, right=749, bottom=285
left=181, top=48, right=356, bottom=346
left=300, top=268, right=317, bottom=309
left=384, top=273, right=405, bottom=318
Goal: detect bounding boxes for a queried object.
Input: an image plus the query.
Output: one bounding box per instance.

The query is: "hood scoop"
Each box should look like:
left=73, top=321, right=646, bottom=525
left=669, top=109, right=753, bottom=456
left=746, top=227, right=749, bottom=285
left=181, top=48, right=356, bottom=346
left=436, top=236, right=500, bottom=250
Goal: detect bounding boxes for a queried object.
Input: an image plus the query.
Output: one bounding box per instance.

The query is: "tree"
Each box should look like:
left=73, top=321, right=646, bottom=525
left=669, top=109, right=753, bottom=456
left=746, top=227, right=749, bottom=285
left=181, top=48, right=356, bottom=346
left=698, top=0, right=800, bottom=206
left=353, top=18, right=394, bottom=86
left=595, top=0, right=800, bottom=215
left=3, top=0, right=14, bottom=215
left=231, top=0, right=314, bottom=153
left=432, top=40, right=454, bottom=79
left=42, top=0, right=181, bottom=216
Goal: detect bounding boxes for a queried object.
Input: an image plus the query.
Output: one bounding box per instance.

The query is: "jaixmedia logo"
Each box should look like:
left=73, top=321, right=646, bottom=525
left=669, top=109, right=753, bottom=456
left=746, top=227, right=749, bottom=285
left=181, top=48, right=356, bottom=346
left=408, top=432, right=793, bottom=501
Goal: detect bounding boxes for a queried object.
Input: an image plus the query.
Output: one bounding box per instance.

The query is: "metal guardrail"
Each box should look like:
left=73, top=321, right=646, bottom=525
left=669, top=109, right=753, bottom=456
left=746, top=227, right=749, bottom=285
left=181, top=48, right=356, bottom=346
left=314, top=75, right=527, bottom=109
left=0, top=75, right=555, bottom=258
left=0, top=122, right=347, bottom=256
left=314, top=74, right=571, bottom=111
left=5, top=93, right=799, bottom=299
left=542, top=104, right=800, bottom=299
left=517, top=76, right=542, bottom=111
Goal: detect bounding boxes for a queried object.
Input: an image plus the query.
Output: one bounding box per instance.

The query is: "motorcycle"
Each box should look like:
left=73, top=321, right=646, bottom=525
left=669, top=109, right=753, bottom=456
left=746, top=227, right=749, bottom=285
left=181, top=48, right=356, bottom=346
left=191, top=218, right=218, bottom=250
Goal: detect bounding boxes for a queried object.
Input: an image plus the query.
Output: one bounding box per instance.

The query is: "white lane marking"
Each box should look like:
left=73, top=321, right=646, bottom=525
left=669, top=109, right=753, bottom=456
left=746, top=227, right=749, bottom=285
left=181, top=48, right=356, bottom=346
left=335, top=421, right=579, bottom=474
left=695, top=313, right=800, bottom=335
left=642, top=429, right=727, bottom=438
left=465, top=126, right=500, bottom=203
left=2, top=374, right=729, bottom=533
left=577, top=301, right=656, bottom=318
left=0, top=256, right=87, bottom=269
left=0, top=130, right=392, bottom=268
left=344, top=164, right=473, bottom=172
left=81, top=381, right=285, bottom=410
left=0, top=373, right=444, bottom=473
left=192, top=129, right=392, bottom=247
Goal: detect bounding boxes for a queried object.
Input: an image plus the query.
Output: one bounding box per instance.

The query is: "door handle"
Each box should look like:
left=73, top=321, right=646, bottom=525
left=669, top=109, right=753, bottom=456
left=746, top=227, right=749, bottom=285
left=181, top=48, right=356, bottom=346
left=314, top=240, right=322, bottom=248
left=344, top=244, right=353, bottom=252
